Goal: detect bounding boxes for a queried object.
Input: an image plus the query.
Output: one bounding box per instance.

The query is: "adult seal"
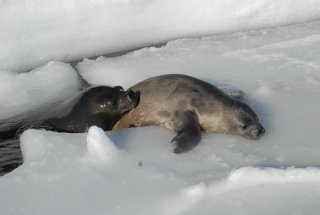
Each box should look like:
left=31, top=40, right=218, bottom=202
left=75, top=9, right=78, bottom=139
left=113, top=74, right=265, bottom=154
left=0, top=86, right=140, bottom=140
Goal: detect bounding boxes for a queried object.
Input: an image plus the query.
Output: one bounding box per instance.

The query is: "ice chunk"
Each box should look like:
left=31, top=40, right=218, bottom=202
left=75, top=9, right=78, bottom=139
left=0, top=61, right=80, bottom=119
left=160, top=167, right=320, bottom=214
left=86, top=126, right=119, bottom=163
left=209, top=166, right=320, bottom=196
left=20, top=129, right=47, bottom=163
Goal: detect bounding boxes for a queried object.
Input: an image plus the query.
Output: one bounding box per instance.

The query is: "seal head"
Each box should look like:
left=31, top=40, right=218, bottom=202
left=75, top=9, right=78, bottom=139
left=47, top=86, right=140, bottom=132
left=220, top=100, right=265, bottom=140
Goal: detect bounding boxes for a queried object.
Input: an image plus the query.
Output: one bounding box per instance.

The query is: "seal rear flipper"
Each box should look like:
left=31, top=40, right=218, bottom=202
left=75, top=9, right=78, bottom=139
left=171, top=111, right=201, bottom=154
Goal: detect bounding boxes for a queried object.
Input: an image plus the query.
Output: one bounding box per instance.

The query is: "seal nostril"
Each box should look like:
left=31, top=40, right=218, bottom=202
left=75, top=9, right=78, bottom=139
left=257, top=128, right=265, bottom=136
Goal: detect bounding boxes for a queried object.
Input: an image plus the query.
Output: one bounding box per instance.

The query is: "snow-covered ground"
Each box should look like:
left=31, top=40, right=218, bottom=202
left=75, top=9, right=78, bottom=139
left=2, top=0, right=320, bottom=73
left=1, top=1, right=320, bottom=215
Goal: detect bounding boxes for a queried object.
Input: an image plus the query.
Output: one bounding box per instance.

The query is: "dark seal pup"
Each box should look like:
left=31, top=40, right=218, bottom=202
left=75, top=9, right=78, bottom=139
left=0, top=86, right=140, bottom=140
left=113, top=74, right=265, bottom=154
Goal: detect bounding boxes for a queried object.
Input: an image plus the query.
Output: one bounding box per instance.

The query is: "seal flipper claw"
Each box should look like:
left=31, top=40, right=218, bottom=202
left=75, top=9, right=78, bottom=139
left=171, top=111, right=201, bottom=154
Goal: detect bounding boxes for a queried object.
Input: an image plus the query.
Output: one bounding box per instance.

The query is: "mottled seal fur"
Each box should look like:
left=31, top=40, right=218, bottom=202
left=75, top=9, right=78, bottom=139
left=113, top=74, right=265, bottom=153
left=0, top=86, right=140, bottom=140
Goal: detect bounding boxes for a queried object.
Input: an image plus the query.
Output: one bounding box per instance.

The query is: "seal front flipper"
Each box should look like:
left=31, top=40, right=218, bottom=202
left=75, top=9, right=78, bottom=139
left=171, top=111, right=201, bottom=154
left=226, top=90, right=245, bottom=101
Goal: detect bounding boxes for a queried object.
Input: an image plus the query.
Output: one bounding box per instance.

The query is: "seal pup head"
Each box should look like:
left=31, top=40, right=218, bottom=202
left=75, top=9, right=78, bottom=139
left=223, top=100, right=265, bottom=140
left=197, top=96, right=265, bottom=140
left=84, top=86, right=140, bottom=113
left=82, top=86, right=140, bottom=130
left=46, top=86, right=140, bottom=133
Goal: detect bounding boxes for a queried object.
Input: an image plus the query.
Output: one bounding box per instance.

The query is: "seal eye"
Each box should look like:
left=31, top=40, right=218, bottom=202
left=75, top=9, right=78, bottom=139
left=241, top=125, right=248, bottom=130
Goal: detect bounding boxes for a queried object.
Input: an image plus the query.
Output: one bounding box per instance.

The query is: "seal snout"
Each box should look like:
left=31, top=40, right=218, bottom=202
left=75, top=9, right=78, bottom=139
left=126, top=90, right=140, bottom=98
left=251, top=125, right=265, bottom=140
left=255, top=127, right=265, bottom=137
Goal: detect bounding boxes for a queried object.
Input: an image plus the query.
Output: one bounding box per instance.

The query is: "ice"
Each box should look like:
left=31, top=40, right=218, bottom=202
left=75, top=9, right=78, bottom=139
left=11, top=127, right=320, bottom=215
left=161, top=167, right=320, bottom=215
left=0, top=61, right=81, bottom=119
left=1, top=0, right=320, bottom=215
left=254, top=84, right=274, bottom=98
left=160, top=183, right=207, bottom=215
left=1, top=0, right=320, bottom=73
left=85, top=126, right=119, bottom=163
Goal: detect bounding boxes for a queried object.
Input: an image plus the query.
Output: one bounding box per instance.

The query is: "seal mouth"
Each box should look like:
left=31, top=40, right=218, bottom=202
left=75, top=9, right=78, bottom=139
left=125, top=90, right=140, bottom=109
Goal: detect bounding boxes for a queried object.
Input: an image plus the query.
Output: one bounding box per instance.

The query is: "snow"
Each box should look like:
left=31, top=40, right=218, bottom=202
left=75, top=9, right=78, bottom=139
left=0, top=61, right=80, bottom=119
left=1, top=0, right=320, bottom=215
left=86, top=126, right=119, bottom=163
left=1, top=0, right=320, bottom=73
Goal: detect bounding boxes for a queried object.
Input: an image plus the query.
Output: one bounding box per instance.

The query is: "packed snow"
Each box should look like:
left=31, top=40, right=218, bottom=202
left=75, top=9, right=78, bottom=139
left=1, top=0, right=320, bottom=73
left=0, top=61, right=81, bottom=119
left=1, top=0, right=320, bottom=215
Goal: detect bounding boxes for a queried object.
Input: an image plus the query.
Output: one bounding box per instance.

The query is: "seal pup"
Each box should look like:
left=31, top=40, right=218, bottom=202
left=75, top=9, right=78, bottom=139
left=0, top=86, right=140, bottom=140
left=113, top=74, right=265, bottom=153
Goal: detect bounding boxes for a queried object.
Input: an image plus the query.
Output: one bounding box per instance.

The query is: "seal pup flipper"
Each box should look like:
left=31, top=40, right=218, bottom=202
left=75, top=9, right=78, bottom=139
left=226, top=90, right=245, bottom=101
left=171, top=111, right=201, bottom=154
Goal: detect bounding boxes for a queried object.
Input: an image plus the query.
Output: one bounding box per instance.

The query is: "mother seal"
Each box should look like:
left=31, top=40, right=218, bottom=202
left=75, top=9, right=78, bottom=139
left=113, top=74, right=265, bottom=154
left=0, top=86, right=140, bottom=140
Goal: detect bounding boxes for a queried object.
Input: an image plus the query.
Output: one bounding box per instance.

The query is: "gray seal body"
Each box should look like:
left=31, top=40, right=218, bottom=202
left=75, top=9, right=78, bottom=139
left=113, top=74, right=265, bottom=153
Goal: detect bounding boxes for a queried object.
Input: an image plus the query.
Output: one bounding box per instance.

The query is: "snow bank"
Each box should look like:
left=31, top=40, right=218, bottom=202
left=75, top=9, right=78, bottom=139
left=77, top=20, right=320, bottom=92
left=161, top=167, right=320, bottom=215
left=1, top=0, right=320, bottom=72
left=0, top=61, right=80, bottom=119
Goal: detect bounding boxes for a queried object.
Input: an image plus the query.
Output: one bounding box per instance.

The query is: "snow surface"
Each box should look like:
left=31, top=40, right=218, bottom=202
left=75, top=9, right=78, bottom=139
left=1, top=1, right=320, bottom=215
left=1, top=0, right=320, bottom=73
left=0, top=61, right=81, bottom=119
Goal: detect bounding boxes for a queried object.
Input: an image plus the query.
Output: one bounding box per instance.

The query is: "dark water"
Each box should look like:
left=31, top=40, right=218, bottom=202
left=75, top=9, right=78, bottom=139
left=0, top=138, right=22, bottom=176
